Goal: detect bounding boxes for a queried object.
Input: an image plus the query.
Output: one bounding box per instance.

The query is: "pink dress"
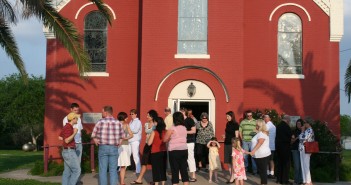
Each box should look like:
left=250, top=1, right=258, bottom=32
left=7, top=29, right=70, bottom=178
left=232, top=148, right=247, bottom=180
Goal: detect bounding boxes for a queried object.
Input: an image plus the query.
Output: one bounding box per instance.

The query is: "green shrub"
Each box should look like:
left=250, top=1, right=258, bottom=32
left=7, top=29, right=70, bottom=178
left=340, top=163, right=351, bottom=181
left=29, top=160, right=63, bottom=176
left=29, top=160, right=44, bottom=175
left=0, top=178, right=60, bottom=185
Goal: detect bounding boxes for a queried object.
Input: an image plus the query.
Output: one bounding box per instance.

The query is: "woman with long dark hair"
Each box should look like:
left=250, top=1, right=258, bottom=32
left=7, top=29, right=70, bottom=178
left=148, top=117, right=167, bottom=185
left=131, top=110, right=158, bottom=184
left=223, top=111, right=239, bottom=182
left=291, top=119, right=303, bottom=184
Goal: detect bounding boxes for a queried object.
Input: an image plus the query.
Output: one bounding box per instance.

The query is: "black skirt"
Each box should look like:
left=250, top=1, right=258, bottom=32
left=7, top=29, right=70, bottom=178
left=224, top=144, right=233, bottom=164
left=141, top=144, right=152, bottom=165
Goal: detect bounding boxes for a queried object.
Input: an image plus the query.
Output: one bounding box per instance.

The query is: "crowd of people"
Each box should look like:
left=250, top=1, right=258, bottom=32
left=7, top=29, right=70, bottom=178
left=59, top=103, right=316, bottom=185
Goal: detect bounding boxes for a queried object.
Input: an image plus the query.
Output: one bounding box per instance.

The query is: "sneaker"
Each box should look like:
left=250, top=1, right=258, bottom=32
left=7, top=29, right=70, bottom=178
left=268, top=174, right=276, bottom=179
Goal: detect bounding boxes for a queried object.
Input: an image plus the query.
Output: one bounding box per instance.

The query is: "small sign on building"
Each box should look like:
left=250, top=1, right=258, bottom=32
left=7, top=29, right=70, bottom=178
left=290, top=116, right=301, bottom=128
left=82, top=113, right=102, bottom=124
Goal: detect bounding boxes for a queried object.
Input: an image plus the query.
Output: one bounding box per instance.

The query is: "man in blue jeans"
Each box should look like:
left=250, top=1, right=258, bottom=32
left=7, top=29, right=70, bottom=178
left=239, top=110, right=257, bottom=175
left=60, top=112, right=81, bottom=185
left=92, top=106, right=123, bottom=185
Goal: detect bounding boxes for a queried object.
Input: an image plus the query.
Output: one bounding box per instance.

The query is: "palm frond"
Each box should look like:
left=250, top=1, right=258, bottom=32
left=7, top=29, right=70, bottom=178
left=89, top=0, right=112, bottom=25
left=0, top=17, right=28, bottom=82
left=19, top=0, right=91, bottom=74
left=345, top=59, right=351, bottom=103
left=0, top=0, right=17, bottom=23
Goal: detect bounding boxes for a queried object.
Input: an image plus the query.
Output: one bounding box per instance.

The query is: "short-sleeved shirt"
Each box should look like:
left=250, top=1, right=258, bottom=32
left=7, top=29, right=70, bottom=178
left=91, top=116, right=123, bottom=146
left=164, top=114, right=173, bottom=130
left=184, top=117, right=196, bottom=143
left=168, top=125, right=188, bottom=151
left=251, top=131, right=271, bottom=158
left=60, top=123, right=75, bottom=148
left=266, top=121, right=276, bottom=151
left=224, top=121, right=239, bottom=144
left=239, top=119, right=256, bottom=142
left=196, top=121, right=214, bottom=145
left=63, top=116, right=83, bottom=143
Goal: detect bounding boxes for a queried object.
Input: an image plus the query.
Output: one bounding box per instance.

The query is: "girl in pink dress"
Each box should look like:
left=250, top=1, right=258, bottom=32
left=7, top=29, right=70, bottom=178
left=229, top=138, right=247, bottom=185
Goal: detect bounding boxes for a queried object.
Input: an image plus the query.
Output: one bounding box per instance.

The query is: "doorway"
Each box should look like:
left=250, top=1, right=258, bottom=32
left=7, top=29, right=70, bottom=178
left=179, top=101, right=209, bottom=121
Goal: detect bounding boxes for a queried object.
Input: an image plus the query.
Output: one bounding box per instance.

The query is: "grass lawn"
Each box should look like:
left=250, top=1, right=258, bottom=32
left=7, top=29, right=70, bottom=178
left=0, top=150, right=42, bottom=173
left=0, top=178, right=60, bottom=185
left=340, top=149, right=351, bottom=181
left=342, top=149, right=351, bottom=165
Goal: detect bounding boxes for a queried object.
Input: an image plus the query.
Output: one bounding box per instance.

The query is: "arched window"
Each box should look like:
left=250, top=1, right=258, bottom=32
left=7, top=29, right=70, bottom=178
left=278, top=13, right=302, bottom=74
left=84, top=11, right=107, bottom=72
left=177, top=0, right=208, bottom=54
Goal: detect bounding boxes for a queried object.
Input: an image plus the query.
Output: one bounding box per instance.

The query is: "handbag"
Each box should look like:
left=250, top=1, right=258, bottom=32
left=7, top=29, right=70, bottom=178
left=304, top=141, right=319, bottom=153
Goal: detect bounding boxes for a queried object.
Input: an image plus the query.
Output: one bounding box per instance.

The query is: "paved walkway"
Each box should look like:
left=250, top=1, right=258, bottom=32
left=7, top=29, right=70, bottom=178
left=0, top=169, right=350, bottom=185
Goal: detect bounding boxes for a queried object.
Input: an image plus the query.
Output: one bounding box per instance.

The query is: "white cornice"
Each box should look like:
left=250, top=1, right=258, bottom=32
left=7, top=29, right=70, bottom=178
left=53, top=0, right=71, bottom=12
left=313, top=0, right=330, bottom=15
left=313, top=0, right=344, bottom=42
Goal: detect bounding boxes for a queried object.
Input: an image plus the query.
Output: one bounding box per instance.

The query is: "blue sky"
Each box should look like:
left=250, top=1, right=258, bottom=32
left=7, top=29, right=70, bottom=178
left=0, top=1, right=350, bottom=116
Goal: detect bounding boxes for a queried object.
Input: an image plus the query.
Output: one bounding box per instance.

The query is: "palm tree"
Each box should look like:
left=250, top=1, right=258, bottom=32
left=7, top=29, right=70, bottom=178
left=345, top=59, right=351, bottom=103
left=0, top=0, right=112, bottom=80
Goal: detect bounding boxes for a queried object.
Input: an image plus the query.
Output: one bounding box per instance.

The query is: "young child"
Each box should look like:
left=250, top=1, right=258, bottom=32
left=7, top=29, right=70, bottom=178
left=229, top=138, right=247, bottom=185
left=207, top=137, right=222, bottom=183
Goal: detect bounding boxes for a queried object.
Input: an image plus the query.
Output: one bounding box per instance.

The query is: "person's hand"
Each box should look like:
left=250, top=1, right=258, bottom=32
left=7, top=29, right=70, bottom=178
left=93, top=138, right=100, bottom=146
left=58, top=136, right=63, bottom=141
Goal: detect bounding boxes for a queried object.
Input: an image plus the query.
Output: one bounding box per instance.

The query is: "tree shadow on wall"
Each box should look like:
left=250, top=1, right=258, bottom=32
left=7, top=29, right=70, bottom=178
left=244, top=52, right=339, bottom=128
left=44, top=60, right=96, bottom=135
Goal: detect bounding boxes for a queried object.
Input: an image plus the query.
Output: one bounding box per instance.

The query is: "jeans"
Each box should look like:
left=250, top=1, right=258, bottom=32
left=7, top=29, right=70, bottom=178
left=75, top=143, right=83, bottom=165
left=242, top=141, right=257, bottom=173
left=292, top=150, right=303, bottom=183
left=98, top=145, right=119, bottom=185
left=62, top=149, right=81, bottom=185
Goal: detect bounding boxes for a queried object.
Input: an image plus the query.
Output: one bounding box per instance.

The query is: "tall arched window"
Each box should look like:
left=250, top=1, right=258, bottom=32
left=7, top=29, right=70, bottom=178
left=278, top=13, right=302, bottom=75
left=84, top=11, right=107, bottom=72
left=177, top=0, right=208, bottom=54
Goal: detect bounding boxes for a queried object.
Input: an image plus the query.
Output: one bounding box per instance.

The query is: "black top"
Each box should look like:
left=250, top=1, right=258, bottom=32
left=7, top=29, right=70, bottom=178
left=224, top=121, right=239, bottom=144
left=275, top=121, right=292, bottom=151
left=291, top=129, right=301, bottom=150
left=184, top=117, right=196, bottom=143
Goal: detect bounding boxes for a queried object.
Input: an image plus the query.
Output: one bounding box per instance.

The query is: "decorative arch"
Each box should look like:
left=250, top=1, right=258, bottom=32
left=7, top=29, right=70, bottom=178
left=269, top=3, right=311, bottom=22
left=75, top=2, right=117, bottom=20
left=155, top=66, right=230, bottom=102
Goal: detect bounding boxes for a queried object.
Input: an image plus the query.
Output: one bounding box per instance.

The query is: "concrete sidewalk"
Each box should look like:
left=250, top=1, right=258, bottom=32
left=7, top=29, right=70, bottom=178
left=0, top=169, right=350, bottom=185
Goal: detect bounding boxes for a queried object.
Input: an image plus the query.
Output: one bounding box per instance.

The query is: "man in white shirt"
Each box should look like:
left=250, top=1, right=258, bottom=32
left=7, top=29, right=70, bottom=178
left=264, top=114, right=276, bottom=178
left=63, top=103, right=83, bottom=164
left=128, top=109, right=142, bottom=174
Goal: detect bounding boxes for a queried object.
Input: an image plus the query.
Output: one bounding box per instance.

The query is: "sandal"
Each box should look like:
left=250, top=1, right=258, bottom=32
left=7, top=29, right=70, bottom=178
left=130, top=181, right=143, bottom=184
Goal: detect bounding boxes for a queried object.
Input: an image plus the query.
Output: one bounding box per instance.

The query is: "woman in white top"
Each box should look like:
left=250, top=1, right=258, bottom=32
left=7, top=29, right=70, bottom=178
left=249, top=119, right=271, bottom=185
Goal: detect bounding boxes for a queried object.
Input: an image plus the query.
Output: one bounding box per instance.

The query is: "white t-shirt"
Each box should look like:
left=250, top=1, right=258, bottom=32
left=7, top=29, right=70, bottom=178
left=63, top=116, right=83, bottom=143
left=251, top=131, right=271, bottom=158
left=266, top=121, right=276, bottom=151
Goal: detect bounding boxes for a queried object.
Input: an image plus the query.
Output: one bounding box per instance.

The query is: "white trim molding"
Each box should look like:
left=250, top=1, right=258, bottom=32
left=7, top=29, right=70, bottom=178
left=313, top=0, right=344, bottom=42
left=75, top=3, right=117, bottom=20
left=82, top=72, right=110, bottom=77
left=53, top=0, right=71, bottom=12
left=174, top=54, right=210, bottom=59
left=269, top=3, right=311, bottom=22
left=276, top=74, right=305, bottom=79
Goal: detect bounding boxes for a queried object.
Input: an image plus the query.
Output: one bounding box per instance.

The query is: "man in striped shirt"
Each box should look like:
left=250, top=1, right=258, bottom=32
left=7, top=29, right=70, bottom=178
left=92, top=106, right=123, bottom=185
left=239, top=110, right=258, bottom=175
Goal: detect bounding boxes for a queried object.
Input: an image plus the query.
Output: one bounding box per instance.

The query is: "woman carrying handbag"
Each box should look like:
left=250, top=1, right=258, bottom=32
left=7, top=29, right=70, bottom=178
left=298, top=119, right=315, bottom=185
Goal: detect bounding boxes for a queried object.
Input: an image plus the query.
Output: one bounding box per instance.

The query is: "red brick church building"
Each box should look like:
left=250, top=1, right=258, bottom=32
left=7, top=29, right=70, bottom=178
left=44, top=0, right=344, bottom=156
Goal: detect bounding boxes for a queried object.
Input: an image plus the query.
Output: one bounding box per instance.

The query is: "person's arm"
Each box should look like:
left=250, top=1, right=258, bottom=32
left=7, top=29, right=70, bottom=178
left=130, top=120, right=142, bottom=134
left=187, top=126, right=196, bottom=134
left=239, top=125, right=243, bottom=140
left=163, top=129, right=173, bottom=142
left=235, top=130, right=239, bottom=138
left=216, top=141, right=220, bottom=148
left=125, top=125, right=134, bottom=140
left=250, top=138, right=265, bottom=156
left=64, top=129, right=78, bottom=144
left=207, top=140, right=212, bottom=148
left=91, top=122, right=100, bottom=146
left=147, top=131, right=155, bottom=146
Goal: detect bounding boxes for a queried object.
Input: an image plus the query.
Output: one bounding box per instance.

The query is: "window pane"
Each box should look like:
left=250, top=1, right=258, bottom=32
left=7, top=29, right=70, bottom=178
left=178, top=41, right=207, bottom=54
left=178, top=18, right=207, bottom=40
left=84, top=11, right=107, bottom=72
left=277, top=13, right=302, bottom=74
left=177, top=0, right=208, bottom=54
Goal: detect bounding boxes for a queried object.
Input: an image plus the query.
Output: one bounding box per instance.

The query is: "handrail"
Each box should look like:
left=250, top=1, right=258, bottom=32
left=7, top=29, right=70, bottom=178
left=42, top=140, right=96, bottom=174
